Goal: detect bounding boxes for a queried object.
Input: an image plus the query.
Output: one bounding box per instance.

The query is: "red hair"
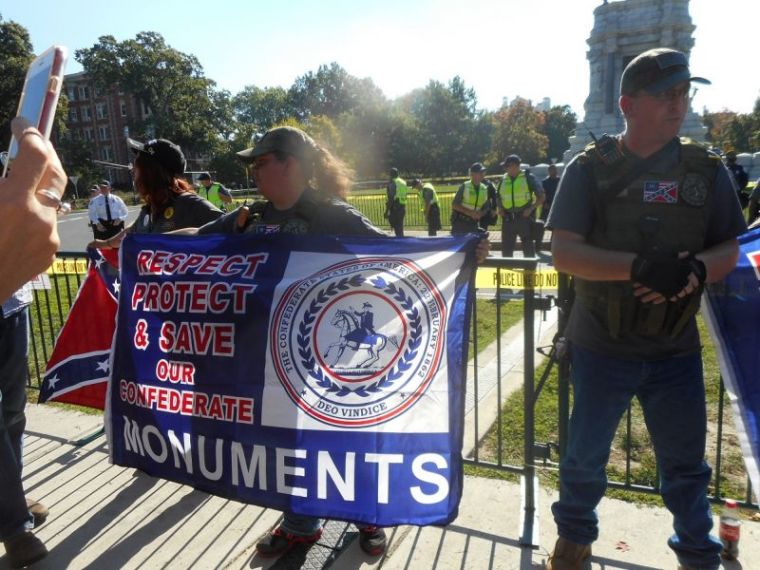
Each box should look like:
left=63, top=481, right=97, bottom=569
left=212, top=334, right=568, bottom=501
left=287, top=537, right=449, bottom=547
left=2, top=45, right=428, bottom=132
left=134, top=153, right=194, bottom=208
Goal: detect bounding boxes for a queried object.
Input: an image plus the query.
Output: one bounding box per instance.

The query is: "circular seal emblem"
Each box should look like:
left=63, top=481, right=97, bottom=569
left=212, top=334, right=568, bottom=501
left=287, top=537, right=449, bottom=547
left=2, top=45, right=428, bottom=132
left=164, top=207, right=175, bottom=219
left=270, top=257, right=446, bottom=427
left=680, top=173, right=708, bottom=206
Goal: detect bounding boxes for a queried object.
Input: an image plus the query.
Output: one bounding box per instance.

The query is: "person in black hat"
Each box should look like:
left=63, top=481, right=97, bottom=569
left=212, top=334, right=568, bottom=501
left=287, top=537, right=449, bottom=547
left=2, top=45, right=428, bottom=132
left=196, top=172, right=232, bottom=211
left=450, top=162, right=492, bottom=235
left=496, top=154, right=544, bottom=257
left=88, top=138, right=222, bottom=248
left=545, top=48, right=746, bottom=570
left=87, top=178, right=128, bottom=240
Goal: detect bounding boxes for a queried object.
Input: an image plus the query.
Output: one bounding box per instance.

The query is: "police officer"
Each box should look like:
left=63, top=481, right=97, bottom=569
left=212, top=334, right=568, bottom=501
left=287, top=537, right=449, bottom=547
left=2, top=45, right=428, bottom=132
left=450, top=162, right=491, bottom=235
left=497, top=155, right=544, bottom=257
left=385, top=167, right=408, bottom=237
left=546, top=48, right=746, bottom=570
left=724, top=150, right=749, bottom=208
left=411, top=178, right=442, bottom=236
left=197, top=172, right=232, bottom=211
left=87, top=180, right=128, bottom=240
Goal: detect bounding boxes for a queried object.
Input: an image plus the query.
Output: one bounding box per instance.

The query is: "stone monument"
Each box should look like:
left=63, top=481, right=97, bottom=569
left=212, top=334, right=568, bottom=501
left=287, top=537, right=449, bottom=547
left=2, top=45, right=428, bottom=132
left=565, top=0, right=707, bottom=161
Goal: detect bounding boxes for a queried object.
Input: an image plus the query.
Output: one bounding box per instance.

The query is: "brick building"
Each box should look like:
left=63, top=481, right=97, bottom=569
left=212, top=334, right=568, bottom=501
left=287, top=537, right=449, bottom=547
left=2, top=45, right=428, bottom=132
left=55, top=71, right=152, bottom=186
left=56, top=72, right=214, bottom=190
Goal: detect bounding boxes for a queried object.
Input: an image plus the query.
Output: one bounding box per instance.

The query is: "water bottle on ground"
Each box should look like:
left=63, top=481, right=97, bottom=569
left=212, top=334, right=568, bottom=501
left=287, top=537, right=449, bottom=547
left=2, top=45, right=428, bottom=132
left=719, top=498, right=741, bottom=560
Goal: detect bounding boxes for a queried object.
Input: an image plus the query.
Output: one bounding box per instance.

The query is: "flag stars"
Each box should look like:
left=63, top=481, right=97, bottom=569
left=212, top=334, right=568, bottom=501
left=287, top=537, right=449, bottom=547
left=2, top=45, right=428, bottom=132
left=112, top=278, right=120, bottom=295
left=94, top=256, right=105, bottom=269
left=96, top=359, right=110, bottom=373
left=47, top=374, right=61, bottom=389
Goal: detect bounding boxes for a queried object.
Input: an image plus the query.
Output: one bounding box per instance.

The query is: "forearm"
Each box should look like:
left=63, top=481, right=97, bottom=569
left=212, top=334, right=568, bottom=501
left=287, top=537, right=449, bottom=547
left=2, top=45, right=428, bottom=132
left=695, top=239, right=740, bottom=283
left=452, top=203, right=475, bottom=218
left=551, top=230, right=635, bottom=280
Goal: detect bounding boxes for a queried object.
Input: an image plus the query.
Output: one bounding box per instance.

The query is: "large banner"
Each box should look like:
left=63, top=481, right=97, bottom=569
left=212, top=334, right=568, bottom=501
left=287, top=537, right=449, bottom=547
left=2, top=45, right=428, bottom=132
left=108, top=232, right=478, bottom=526
left=704, top=227, right=760, bottom=497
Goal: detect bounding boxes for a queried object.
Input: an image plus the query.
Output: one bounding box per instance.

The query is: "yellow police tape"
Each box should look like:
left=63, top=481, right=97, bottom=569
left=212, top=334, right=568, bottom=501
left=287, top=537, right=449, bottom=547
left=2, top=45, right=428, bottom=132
left=43, top=258, right=559, bottom=290
left=476, top=267, right=559, bottom=290
left=47, top=258, right=88, bottom=275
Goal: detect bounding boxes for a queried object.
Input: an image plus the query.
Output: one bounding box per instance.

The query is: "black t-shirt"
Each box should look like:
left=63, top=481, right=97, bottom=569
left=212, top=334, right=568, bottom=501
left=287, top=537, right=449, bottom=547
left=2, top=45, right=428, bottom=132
left=129, top=192, right=223, bottom=234
left=547, top=138, right=747, bottom=360
left=197, top=188, right=387, bottom=238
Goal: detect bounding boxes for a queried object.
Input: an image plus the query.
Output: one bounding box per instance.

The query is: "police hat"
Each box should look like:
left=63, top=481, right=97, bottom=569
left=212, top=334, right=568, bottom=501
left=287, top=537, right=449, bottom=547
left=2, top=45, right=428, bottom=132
left=469, top=162, right=486, bottom=173
left=198, top=172, right=211, bottom=181
left=500, top=154, right=521, bottom=167
left=620, top=48, right=710, bottom=96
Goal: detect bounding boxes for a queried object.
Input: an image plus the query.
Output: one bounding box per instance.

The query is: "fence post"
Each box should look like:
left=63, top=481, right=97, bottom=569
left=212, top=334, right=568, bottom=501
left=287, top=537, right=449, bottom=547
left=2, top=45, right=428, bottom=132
left=557, top=272, right=572, bottom=457
left=519, top=258, right=539, bottom=547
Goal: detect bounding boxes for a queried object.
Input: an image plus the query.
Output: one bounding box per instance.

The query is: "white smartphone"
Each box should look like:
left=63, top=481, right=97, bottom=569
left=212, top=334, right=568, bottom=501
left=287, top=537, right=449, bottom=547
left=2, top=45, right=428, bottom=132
left=3, top=45, right=68, bottom=177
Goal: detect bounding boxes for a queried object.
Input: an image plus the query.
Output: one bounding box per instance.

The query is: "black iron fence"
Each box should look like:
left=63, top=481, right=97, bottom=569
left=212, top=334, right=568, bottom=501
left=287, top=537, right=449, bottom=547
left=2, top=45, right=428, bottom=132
left=26, top=252, right=758, bottom=540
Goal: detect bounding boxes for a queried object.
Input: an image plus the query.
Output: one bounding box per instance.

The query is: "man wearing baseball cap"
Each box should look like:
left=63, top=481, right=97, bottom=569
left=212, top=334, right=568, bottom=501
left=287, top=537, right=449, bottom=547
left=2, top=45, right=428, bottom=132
left=546, top=48, right=746, bottom=570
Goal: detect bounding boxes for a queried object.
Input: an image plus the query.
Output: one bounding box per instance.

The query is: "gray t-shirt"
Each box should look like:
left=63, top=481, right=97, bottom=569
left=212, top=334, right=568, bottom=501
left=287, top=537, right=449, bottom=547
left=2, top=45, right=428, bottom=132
left=547, top=138, right=747, bottom=360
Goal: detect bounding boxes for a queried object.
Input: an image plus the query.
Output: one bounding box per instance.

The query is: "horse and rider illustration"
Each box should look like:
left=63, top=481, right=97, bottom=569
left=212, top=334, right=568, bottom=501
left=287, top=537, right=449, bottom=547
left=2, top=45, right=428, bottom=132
left=323, top=302, right=400, bottom=368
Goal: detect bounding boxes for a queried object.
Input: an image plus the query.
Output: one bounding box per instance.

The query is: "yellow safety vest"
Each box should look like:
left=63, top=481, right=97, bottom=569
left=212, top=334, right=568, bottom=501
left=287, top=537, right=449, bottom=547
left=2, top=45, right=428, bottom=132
left=422, top=182, right=438, bottom=205
left=393, top=177, right=408, bottom=205
left=460, top=181, right=488, bottom=211
left=202, top=182, right=225, bottom=209
left=498, top=172, right=533, bottom=210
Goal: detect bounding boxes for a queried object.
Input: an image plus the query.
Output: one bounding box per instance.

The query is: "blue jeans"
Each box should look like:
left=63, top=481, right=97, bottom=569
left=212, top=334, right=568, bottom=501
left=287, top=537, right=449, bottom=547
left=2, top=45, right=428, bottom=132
left=0, top=308, right=34, bottom=540
left=552, top=344, right=722, bottom=570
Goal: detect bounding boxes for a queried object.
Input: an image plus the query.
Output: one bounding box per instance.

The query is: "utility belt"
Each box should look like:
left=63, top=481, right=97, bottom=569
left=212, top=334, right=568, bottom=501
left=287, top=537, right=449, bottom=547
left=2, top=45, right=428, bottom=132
left=501, top=205, right=532, bottom=221
left=574, top=279, right=702, bottom=339
left=98, top=218, right=125, bottom=228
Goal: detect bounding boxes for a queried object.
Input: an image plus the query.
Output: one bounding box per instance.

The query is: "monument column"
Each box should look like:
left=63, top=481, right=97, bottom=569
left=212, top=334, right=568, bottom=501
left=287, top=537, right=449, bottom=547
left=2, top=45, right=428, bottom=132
left=565, top=0, right=707, bottom=161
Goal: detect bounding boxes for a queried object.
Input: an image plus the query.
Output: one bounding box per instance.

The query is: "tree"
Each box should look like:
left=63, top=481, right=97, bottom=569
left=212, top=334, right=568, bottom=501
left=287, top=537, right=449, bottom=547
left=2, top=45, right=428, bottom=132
left=399, top=77, right=490, bottom=175
left=0, top=15, right=34, bottom=149
left=288, top=62, right=385, bottom=121
left=541, top=105, right=577, bottom=162
left=489, top=98, right=548, bottom=165
left=76, top=32, right=226, bottom=155
left=232, top=85, right=294, bottom=131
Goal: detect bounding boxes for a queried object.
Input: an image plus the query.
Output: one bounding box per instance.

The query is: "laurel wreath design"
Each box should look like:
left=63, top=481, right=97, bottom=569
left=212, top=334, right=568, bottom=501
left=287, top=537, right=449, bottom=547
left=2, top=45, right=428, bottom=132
left=295, top=273, right=422, bottom=397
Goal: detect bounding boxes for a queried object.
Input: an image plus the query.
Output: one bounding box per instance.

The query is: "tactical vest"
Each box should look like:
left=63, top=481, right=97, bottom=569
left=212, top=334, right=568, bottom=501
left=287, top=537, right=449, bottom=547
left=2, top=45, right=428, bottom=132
left=203, top=182, right=225, bottom=209
left=574, top=138, right=720, bottom=338
left=422, top=182, right=438, bottom=205
left=460, top=181, right=488, bottom=211
left=498, top=172, right=532, bottom=210
left=393, top=177, right=408, bottom=205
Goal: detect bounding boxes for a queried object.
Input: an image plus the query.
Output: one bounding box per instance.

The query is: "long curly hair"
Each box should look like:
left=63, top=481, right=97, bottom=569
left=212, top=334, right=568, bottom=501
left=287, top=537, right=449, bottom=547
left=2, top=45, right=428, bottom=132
left=133, top=153, right=194, bottom=208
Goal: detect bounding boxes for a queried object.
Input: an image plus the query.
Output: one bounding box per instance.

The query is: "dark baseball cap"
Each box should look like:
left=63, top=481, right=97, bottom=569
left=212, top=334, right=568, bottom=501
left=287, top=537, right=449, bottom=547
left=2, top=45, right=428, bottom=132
left=129, top=138, right=186, bottom=176
left=620, top=48, right=710, bottom=96
left=470, top=162, right=486, bottom=173
left=236, top=126, right=317, bottom=164
left=99, top=179, right=111, bottom=187
left=500, top=154, right=521, bottom=167
left=197, top=172, right=211, bottom=181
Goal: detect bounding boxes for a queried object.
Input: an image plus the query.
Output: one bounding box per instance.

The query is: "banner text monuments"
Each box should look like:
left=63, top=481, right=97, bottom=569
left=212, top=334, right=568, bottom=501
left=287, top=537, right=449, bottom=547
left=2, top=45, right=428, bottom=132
left=108, top=232, right=479, bottom=526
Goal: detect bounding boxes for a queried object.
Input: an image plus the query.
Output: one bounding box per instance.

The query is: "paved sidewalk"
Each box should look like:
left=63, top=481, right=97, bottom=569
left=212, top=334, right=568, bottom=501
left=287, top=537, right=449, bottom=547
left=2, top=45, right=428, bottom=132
left=6, top=403, right=758, bottom=569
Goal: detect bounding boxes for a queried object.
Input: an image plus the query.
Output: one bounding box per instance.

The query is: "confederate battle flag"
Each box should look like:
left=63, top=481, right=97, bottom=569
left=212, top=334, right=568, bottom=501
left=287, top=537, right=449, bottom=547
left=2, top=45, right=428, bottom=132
left=38, top=248, right=119, bottom=409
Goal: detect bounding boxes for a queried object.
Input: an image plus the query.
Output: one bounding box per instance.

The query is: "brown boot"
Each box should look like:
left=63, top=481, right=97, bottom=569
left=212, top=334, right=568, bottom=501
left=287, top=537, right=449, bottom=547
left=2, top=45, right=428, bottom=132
left=3, top=531, right=48, bottom=569
left=25, top=498, right=49, bottom=528
left=547, top=537, right=592, bottom=570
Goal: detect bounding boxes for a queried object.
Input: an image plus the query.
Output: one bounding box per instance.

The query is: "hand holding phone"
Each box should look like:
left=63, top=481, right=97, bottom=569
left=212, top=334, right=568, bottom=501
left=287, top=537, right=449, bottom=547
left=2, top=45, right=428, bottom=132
left=3, top=45, right=68, bottom=177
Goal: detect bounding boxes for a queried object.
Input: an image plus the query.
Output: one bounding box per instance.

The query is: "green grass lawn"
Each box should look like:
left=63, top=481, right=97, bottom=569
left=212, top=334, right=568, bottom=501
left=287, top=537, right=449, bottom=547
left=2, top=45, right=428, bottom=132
left=467, top=314, right=755, bottom=513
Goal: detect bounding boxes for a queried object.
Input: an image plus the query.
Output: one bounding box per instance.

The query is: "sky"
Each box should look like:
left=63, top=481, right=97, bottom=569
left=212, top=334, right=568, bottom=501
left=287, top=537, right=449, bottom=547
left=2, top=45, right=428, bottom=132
left=3, top=0, right=759, bottom=120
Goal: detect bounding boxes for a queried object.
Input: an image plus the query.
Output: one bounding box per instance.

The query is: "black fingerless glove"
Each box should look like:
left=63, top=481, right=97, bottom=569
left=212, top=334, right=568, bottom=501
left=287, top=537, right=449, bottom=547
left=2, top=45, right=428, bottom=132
left=684, top=256, right=707, bottom=286
left=630, top=253, right=693, bottom=298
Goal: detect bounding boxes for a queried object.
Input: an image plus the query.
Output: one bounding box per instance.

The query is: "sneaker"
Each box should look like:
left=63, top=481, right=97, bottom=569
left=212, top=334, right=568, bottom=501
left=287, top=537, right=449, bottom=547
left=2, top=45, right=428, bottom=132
left=547, top=537, right=592, bottom=570
left=359, top=526, right=387, bottom=556
left=3, top=531, right=48, bottom=569
left=26, top=498, right=49, bottom=528
left=255, top=527, right=322, bottom=558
